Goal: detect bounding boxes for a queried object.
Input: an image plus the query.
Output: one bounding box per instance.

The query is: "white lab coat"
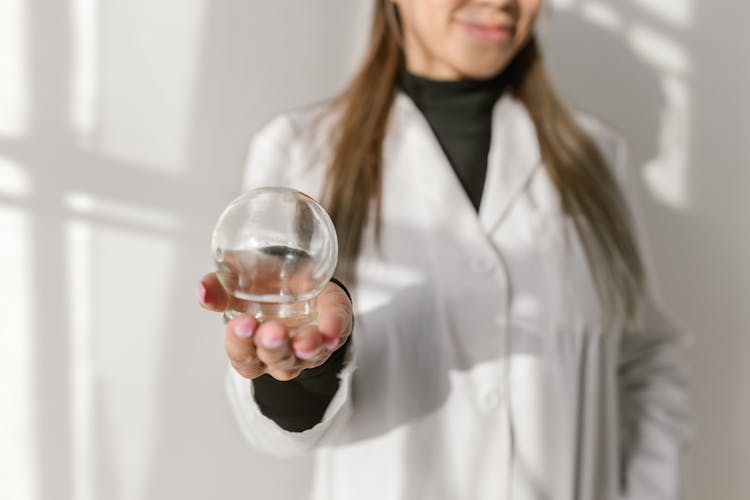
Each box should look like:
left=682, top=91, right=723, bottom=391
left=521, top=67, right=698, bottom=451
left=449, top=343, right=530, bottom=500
left=226, top=91, right=692, bottom=500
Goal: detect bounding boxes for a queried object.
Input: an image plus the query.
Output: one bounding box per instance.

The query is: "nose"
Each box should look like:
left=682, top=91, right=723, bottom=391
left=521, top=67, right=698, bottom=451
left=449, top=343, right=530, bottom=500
left=474, top=0, right=517, bottom=14
left=475, top=0, right=513, bottom=5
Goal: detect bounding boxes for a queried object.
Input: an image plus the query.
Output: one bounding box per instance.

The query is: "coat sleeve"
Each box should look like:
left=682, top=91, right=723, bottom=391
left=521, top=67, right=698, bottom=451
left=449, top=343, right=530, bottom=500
left=617, top=291, right=693, bottom=500
left=225, top=114, right=358, bottom=457
left=225, top=340, right=357, bottom=458
left=601, top=129, right=694, bottom=499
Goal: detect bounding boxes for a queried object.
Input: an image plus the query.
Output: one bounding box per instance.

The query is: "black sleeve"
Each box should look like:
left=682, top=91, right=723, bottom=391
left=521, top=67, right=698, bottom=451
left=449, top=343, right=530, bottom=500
left=251, top=278, right=353, bottom=432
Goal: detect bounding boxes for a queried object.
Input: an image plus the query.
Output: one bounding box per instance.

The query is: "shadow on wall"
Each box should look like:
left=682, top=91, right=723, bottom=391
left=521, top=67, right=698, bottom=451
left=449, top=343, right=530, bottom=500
left=0, top=1, right=364, bottom=500
left=543, top=7, right=664, bottom=173
left=542, top=4, right=691, bottom=304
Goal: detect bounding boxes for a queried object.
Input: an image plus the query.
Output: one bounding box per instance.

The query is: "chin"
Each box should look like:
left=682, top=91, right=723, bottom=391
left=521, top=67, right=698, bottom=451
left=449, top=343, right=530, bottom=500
left=457, top=61, right=511, bottom=80
left=452, top=49, right=515, bottom=79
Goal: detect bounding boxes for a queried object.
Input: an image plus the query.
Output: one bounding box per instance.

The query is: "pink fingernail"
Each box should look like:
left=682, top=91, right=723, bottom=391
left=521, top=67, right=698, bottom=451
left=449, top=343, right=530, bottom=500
left=261, top=334, right=284, bottom=349
left=325, top=338, right=339, bottom=350
left=297, top=348, right=320, bottom=360
left=234, top=318, right=255, bottom=338
left=196, top=282, right=207, bottom=304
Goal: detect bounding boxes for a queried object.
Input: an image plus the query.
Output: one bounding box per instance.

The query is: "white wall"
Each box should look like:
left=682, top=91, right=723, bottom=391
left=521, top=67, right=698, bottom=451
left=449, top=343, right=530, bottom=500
left=0, top=1, right=746, bottom=499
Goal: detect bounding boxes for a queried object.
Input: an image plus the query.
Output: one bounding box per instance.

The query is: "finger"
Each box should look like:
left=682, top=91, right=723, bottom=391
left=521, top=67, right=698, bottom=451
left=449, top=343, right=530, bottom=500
left=265, top=366, right=303, bottom=382
left=316, top=282, right=353, bottom=350
left=197, top=273, right=228, bottom=312
left=229, top=357, right=265, bottom=379
left=291, top=325, right=329, bottom=365
left=225, top=316, right=264, bottom=378
left=256, top=321, right=302, bottom=381
left=254, top=320, right=297, bottom=370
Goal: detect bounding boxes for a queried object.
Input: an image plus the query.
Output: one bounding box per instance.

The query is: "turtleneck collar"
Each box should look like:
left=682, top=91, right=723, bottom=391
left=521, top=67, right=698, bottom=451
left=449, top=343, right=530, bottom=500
left=397, top=67, right=509, bottom=133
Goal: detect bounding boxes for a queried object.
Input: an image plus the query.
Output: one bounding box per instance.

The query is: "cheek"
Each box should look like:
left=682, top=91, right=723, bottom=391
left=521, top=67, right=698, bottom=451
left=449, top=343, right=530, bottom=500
left=414, top=0, right=457, bottom=36
left=518, top=0, right=542, bottom=33
left=410, top=1, right=460, bottom=54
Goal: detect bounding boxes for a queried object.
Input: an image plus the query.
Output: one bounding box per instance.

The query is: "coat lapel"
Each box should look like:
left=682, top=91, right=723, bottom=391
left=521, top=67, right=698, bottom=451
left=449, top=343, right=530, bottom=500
left=389, top=92, right=479, bottom=218
left=388, top=91, right=542, bottom=236
left=478, top=94, right=542, bottom=234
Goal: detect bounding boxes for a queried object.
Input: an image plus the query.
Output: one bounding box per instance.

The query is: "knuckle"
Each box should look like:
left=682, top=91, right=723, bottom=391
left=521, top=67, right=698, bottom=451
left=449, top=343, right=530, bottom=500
left=231, top=354, right=262, bottom=372
left=305, top=354, right=329, bottom=369
left=231, top=361, right=261, bottom=379
left=236, top=369, right=256, bottom=379
left=267, top=368, right=300, bottom=381
left=274, top=351, right=297, bottom=369
left=228, top=350, right=253, bottom=366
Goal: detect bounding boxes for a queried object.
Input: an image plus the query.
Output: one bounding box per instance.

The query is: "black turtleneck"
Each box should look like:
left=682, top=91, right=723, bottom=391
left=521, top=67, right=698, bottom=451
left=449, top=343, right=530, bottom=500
left=398, top=67, right=508, bottom=211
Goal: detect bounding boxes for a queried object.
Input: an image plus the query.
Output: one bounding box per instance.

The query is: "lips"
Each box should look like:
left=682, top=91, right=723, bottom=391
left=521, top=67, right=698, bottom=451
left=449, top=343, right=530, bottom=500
left=459, top=21, right=515, bottom=43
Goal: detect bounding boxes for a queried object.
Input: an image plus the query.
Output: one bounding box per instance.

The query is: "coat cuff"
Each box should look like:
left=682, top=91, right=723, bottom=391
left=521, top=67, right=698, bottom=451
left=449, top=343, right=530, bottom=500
left=225, top=332, right=357, bottom=457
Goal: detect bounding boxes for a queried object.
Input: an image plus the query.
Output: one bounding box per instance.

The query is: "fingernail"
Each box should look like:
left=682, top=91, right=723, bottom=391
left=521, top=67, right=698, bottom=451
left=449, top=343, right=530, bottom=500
left=324, top=338, right=339, bottom=350
left=233, top=318, right=255, bottom=338
left=196, top=282, right=207, bottom=304
left=297, top=347, right=321, bottom=360
left=261, top=334, right=284, bottom=349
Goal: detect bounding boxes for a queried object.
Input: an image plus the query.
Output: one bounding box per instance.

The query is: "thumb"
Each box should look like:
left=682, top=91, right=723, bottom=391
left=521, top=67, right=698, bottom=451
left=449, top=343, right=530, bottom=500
left=197, top=273, right=229, bottom=312
left=316, top=282, right=353, bottom=350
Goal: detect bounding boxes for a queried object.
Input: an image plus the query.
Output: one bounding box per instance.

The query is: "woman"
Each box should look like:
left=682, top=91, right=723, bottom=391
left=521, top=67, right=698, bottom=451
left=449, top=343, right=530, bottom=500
left=198, top=1, right=692, bottom=499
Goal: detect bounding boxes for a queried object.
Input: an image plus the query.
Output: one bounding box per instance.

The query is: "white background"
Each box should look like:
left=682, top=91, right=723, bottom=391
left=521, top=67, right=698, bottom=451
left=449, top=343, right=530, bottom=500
left=0, top=1, right=747, bottom=499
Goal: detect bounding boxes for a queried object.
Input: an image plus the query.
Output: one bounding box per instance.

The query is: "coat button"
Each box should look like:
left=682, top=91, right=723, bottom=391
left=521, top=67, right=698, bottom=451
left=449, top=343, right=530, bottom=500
left=469, top=256, right=496, bottom=274
left=478, top=388, right=502, bottom=412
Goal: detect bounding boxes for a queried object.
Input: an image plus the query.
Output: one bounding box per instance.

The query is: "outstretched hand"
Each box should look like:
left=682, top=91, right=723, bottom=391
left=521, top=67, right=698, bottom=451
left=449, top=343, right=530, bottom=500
left=197, top=273, right=353, bottom=381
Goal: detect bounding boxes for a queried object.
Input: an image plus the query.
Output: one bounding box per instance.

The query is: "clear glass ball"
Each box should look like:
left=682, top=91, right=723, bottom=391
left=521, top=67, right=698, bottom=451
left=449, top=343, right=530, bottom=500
left=211, top=187, right=338, bottom=327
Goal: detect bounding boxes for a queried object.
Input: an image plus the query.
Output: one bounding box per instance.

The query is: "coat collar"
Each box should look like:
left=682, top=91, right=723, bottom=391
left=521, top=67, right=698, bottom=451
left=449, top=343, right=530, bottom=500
left=389, top=90, right=542, bottom=235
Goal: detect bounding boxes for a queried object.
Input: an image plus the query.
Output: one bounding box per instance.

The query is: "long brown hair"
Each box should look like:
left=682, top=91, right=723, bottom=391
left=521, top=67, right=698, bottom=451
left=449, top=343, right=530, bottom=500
left=323, top=0, right=644, bottom=325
